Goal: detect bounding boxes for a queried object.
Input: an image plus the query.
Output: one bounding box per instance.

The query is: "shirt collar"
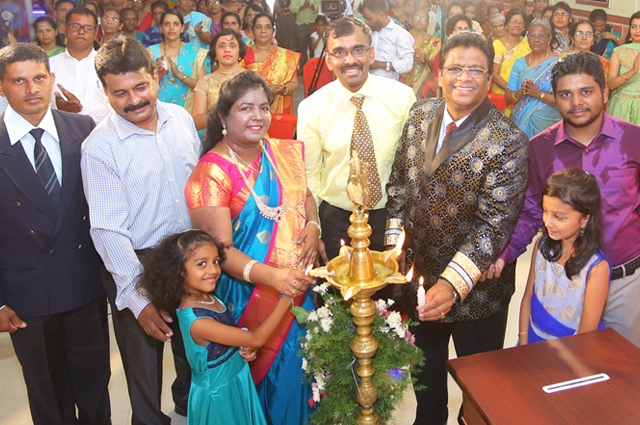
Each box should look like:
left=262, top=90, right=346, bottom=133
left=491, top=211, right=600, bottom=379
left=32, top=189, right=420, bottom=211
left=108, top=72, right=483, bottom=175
left=442, top=104, right=469, bottom=128
left=4, top=104, right=60, bottom=146
left=113, top=100, right=169, bottom=140
left=554, top=113, right=614, bottom=147
left=379, top=17, right=394, bottom=32
left=63, top=47, right=96, bottom=63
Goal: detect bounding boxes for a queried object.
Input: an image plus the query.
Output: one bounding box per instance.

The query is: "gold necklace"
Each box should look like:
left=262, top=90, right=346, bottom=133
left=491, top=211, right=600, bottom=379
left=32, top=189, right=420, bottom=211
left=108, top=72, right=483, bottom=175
left=163, top=41, right=182, bottom=85
left=227, top=140, right=290, bottom=222
left=183, top=293, right=217, bottom=305
left=219, top=65, right=240, bottom=76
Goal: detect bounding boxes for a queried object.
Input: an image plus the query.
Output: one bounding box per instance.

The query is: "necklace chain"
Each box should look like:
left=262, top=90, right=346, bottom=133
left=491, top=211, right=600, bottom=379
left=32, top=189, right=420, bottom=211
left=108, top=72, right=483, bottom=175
left=183, top=293, right=217, bottom=305
left=227, top=140, right=290, bottom=222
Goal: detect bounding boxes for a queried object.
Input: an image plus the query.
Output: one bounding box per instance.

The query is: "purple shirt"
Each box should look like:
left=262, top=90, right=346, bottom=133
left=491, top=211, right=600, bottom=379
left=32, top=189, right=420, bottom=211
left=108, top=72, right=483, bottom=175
left=502, top=113, right=640, bottom=267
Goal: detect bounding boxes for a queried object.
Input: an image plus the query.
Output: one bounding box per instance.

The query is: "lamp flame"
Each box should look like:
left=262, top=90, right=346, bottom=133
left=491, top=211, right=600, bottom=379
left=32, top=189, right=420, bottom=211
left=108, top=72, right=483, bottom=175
left=405, top=264, right=414, bottom=282
left=419, top=276, right=424, bottom=286
left=395, top=229, right=406, bottom=251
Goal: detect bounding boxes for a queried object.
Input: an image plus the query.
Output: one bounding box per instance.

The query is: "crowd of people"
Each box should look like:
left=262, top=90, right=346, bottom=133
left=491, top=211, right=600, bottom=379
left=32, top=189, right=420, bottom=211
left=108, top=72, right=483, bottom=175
left=2, top=1, right=640, bottom=425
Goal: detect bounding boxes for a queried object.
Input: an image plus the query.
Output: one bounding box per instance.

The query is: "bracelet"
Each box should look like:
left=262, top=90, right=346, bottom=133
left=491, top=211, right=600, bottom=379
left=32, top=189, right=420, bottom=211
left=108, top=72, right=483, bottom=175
left=0, top=305, right=5, bottom=311
left=540, top=92, right=545, bottom=100
left=518, top=331, right=528, bottom=335
left=283, top=85, right=288, bottom=96
left=511, top=91, right=519, bottom=103
left=243, top=259, right=258, bottom=283
left=306, top=220, right=322, bottom=236
left=623, top=73, right=629, bottom=81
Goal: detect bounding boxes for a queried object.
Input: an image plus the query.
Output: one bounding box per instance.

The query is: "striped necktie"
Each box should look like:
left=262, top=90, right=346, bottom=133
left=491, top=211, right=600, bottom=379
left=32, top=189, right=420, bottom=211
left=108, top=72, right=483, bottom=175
left=31, top=128, right=61, bottom=205
left=444, top=122, right=457, bottom=141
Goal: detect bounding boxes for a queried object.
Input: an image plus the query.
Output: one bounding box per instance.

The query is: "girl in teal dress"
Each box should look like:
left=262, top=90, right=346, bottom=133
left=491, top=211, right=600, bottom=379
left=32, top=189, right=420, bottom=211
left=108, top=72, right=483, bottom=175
left=139, top=230, right=294, bottom=425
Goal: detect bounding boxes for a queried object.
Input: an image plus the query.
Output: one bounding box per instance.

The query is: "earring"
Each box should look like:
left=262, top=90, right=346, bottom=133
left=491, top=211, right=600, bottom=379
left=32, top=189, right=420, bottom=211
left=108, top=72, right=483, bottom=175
left=222, top=125, right=228, bottom=136
left=580, top=227, right=585, bottom=236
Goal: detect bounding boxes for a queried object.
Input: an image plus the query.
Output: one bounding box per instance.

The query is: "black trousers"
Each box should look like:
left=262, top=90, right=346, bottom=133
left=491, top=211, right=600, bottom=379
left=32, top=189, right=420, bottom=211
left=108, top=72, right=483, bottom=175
left=102, top=266, right=190, bottom=425
left=411, top=301, right=511, bottom=425
left=11, top=295, right=111, bottom=425
left=318, top=200, right=394, bottom=300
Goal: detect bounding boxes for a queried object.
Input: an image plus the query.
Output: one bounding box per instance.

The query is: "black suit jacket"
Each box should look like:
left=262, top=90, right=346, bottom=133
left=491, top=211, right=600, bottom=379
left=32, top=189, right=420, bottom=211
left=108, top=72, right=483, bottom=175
left=0, top=109, right=103, bottom=318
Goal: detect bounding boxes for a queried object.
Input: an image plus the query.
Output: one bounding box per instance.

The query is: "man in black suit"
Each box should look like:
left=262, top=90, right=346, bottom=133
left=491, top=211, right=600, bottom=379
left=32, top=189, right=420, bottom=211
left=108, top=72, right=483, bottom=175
left=0, top=43, right=110, bottom=425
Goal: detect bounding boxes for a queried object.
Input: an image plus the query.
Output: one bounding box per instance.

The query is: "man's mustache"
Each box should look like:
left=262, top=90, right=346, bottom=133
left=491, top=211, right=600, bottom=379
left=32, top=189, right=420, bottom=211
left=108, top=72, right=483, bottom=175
left=123, top=99, right=151, bottom=113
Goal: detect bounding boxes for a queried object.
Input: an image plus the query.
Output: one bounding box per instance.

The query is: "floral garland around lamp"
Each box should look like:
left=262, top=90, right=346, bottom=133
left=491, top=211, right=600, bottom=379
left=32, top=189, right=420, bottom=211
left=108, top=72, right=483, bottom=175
left=293, top=284, right=425, bottom=425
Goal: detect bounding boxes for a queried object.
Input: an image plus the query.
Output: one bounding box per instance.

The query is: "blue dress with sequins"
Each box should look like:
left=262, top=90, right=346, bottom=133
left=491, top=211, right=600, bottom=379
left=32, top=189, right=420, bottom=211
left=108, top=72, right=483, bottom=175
left=177, top=303, right=266, bottom=425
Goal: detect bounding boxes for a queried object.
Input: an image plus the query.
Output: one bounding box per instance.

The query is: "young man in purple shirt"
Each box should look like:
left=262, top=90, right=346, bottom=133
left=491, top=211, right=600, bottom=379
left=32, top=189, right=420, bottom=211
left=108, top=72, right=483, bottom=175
left=487, top=51, right=640, bottom=347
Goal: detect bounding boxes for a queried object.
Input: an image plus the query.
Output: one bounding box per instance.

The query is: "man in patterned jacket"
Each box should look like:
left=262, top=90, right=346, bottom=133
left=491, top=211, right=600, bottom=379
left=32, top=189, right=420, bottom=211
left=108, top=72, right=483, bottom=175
left=385, top=32, right=529, bottom=425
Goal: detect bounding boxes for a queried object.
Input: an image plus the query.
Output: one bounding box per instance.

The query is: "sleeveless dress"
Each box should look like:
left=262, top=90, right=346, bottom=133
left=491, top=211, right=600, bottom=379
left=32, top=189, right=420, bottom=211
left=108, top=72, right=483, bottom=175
left=528, top=248, right=609, bottom=343
left=607, top=44, right=640, bottom=125
left=177, top=304, right=267, bottom=425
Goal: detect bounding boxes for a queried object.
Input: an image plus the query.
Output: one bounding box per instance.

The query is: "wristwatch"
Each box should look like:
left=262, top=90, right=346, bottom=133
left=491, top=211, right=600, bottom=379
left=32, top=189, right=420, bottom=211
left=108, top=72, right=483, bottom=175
left=386, top=61, right=391, bottom=71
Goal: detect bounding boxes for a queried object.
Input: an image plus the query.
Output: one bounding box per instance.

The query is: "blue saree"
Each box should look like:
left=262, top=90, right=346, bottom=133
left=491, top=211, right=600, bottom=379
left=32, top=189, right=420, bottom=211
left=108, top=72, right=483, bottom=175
left=508, top=56, right=562, bottom=139
left=186, top=139, right=314, bottom=425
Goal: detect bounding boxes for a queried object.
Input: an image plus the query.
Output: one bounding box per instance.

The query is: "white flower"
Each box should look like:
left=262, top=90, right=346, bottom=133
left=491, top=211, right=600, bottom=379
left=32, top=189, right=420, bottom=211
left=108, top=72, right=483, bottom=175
left=302, top=358, right=308, bottom=372
left=386, top=311, right=402, bottom=329
left=317, top=306, right=332, bottom=320
left=395, top=327, right=406, bottom=339
left=307, top=311, right=318, bottom=322
left=386, top=299, right=395, bottom=307
left=376, top=299, right=387, bottom=310
left=313, top=282, right=330, bottom=296
left=320, top=317, right=333, bottom=332
left=305, top=333, right=313, bottom=342
left=315, top=373, right=326, bottom=391
left=312, top=385, right=321, bottom=402
left=379, top=326, right=390, bottom=334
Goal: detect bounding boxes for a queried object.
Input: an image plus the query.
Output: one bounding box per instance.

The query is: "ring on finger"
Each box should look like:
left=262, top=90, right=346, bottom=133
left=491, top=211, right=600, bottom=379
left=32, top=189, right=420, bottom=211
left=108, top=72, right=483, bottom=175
left=291, top=289, right=297, bottom=295
left=292, top=280, right=298, bottom=287
left=440, top=312, right=446, bottom=319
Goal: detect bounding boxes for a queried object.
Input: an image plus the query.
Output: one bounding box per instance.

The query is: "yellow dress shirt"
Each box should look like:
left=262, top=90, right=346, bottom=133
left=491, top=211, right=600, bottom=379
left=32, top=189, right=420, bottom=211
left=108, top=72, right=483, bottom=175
left=298, top=73, right=416, bottom=211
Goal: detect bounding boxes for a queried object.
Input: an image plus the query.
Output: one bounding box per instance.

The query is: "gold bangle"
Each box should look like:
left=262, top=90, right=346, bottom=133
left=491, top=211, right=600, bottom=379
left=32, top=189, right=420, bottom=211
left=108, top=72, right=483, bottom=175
left=540, top=92, right=545, bottom=100
left=511, top=91, right=518, bottom=103
left=243, top=259, right=258, bottom=283
left=519, top=331, right=529, bottom=335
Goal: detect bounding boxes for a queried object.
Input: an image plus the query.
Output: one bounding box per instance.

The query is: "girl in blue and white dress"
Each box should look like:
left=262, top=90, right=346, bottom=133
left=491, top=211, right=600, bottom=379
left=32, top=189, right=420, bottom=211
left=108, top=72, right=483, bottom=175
left=519, top=169, right=610, bottom=344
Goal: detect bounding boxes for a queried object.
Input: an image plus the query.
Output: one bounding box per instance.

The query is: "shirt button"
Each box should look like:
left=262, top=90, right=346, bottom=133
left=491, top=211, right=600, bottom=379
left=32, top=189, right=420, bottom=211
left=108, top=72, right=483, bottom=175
left=82, top=216, right=87, bottom=221
left=29, top=229, right=35, bottom=236
left=49, top=249, right=56, bottom=256
left=15, top=201, right=21, bottom=208
left=175, top=199, right=179, bottom=203
left=169, top=178, right=175, bottom=182
left=78, top=244, right=82, bottom=250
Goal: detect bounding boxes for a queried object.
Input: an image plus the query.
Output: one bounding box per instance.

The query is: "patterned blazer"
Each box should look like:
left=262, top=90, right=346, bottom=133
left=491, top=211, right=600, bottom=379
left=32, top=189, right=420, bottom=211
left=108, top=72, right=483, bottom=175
left=386, top=97, right=529, bottom=322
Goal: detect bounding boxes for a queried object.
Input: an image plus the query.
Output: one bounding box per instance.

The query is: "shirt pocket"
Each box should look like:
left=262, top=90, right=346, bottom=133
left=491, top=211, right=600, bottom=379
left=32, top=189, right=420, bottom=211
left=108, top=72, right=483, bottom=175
left=602, top=168, right=638, bottom=212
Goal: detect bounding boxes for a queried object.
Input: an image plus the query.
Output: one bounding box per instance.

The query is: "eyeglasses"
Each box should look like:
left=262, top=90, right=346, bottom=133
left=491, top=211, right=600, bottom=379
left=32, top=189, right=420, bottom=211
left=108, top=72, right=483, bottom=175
left=444, top=66, right=488, bottom=78
left=207, top=1, right=221, bottom=4
left=509, top=19, right=524, bottom=25
left=574, top=30, right=594, bottom=37
left=414, top=16, right=427, bottom=22
left=553, top=12, right=570, bottom=18
left=67, top=23, right=97, bottom=32
left=327, top=46, right=371, bottom=60
left=102, top=16, right=120, bottom=23
left=454, top=26, right=470, bottom=32
left=527, top=33, right=550, bottom=40
left=131, top=0, right=143, bottom=3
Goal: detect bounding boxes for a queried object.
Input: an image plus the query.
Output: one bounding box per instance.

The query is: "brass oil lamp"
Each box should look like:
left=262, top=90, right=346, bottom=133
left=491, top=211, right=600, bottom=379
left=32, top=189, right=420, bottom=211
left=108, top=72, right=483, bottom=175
left=309, top=153, right=410, bottom=425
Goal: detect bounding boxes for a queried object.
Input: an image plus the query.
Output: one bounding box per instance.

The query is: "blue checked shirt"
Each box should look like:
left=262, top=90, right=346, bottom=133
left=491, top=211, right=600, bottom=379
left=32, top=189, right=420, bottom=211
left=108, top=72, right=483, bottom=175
left=81, top=101, right=201, bottom=318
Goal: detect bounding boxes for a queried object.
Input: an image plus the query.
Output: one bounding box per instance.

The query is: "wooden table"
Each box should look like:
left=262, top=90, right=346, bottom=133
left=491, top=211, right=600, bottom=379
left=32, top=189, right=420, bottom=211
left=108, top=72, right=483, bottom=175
left=446, top=329, right=640, bottom=425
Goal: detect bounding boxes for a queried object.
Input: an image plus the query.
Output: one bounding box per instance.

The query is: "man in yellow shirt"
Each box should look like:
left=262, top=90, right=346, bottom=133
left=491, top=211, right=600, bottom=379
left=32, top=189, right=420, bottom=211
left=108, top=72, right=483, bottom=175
left=297, top=16, right=415, bottom=274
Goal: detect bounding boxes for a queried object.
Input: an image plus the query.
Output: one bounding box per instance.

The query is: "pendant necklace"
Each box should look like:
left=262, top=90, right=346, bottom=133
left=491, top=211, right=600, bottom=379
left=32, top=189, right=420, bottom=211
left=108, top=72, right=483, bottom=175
left=227, top=140, right=290, bottom=222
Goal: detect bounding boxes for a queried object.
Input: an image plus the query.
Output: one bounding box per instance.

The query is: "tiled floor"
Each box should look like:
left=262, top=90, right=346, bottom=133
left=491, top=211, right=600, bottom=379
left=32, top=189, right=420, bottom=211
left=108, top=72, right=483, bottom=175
left=0, top=239, right=533, bottom=425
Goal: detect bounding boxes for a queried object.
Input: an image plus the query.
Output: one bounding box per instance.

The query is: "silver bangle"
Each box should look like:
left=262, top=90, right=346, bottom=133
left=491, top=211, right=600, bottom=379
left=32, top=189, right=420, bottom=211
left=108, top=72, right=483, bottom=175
left=0, top=305, right=6, bottom=311
left=306, top=220, right=322, bottom=236
left=243, top=260, right=258, bottom=283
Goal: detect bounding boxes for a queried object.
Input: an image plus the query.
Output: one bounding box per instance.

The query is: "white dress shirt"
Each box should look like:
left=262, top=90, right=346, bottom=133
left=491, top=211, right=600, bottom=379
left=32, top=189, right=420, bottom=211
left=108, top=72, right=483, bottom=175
left=81, top=101, right=201, bottom=317
left=49, top=48, right=112, bottom=125
left=436, top=105, right=469, bottom=154
left=370, top=18, right=414, bottom=80
left=4, top=105, right=62, bottom=184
